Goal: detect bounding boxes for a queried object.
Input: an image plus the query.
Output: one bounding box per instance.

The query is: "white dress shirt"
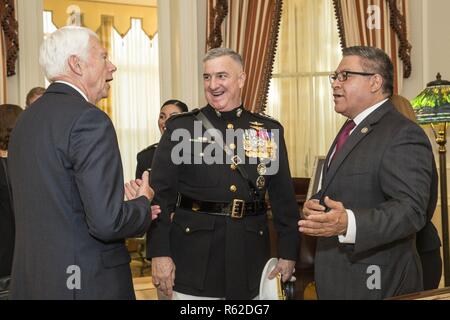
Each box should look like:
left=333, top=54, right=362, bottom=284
left=54, top=80, right=89, bottom=102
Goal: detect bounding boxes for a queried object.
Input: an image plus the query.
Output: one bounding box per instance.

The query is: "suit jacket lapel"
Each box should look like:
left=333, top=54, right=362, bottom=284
left=320, top=101, right=393, bottom=194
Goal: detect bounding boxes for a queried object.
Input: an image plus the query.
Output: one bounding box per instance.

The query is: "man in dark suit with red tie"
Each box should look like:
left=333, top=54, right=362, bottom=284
left=300, top=46, right=434, bottom=299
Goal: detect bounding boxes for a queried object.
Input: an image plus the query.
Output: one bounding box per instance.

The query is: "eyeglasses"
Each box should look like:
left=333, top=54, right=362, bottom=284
left=329, top=71, right=376, bottom=84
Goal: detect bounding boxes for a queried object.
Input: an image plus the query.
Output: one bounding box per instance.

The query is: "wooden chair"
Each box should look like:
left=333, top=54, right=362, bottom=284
left=292, top=177, right=317, bottom=299
left=267, top=177, right=317, bottom=299
left=126, top=237, right=151, bottom=276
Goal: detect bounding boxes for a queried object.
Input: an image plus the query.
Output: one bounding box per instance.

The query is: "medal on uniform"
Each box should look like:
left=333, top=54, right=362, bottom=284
left=257, top=163, right=267, bottom=176
left=244, top=129, right=259, bottom=158
left=256, top=176, right=266, bottom=189
left=244, top=127, right=278, bottom=161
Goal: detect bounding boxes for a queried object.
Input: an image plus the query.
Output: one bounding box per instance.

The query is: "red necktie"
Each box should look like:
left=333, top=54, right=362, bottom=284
left=332, top=120, right=355, bottom=161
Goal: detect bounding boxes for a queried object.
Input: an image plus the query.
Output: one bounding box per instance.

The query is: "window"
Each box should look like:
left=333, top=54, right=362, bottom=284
left=111, top=19, right=160, bottom=182
left=266, top=0, right=344, bottom=177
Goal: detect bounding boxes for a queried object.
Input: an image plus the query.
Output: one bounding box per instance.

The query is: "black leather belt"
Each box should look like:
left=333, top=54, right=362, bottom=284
left=177, top=194, right=267, bottom=219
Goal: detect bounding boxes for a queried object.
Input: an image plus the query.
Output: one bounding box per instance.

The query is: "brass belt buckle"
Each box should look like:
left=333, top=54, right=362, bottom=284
left=231, top=199, right=245, bottom=219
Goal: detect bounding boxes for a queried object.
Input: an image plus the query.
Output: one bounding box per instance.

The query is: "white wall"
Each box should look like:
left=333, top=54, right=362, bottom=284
left=157, top=0, right=207, bottom=109
left=402, top=0, right=450, bottom=99
left=402, top=0, right=450, bottom=288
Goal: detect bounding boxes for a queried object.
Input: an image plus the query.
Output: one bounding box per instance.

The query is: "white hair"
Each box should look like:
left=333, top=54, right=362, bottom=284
left=39, top=26, right=98, bottom=81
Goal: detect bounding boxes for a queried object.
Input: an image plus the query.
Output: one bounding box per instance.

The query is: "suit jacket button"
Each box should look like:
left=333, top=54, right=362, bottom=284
left=227, top=123, right=234, bottom=129
left=230, top=185, right=237, bottom=192
left=259, top=230, right=264, bottom=236
left=185, top=227, right=191, bottom=233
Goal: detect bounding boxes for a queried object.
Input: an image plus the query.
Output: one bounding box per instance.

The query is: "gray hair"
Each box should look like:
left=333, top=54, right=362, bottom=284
left=203, top=48, right=244, bottom=69
left=39, top=26, right=98, bottom=81
left=343, top=46, right=394, bottom=97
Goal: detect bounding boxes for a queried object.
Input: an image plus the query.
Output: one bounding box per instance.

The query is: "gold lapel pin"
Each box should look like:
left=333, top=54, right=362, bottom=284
left=361, top=127, right=369, bottom=134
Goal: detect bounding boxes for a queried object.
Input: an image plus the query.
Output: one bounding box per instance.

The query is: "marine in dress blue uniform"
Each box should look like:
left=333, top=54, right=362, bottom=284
left=147, top=48, right=299, bottom=299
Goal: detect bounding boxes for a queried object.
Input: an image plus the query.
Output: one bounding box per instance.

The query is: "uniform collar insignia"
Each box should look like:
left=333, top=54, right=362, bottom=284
left=212, top=105, right=244, bottom=120
left=250, top=121, right=264, bottom=130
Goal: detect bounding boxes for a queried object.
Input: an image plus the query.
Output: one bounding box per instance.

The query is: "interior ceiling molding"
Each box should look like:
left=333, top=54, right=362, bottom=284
left=43, top=0, right=158, bottom=38
left=79, top=0, right=157, bottom=7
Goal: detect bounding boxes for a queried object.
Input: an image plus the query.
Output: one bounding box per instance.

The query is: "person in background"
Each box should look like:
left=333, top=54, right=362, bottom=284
left=8, top=26, right=159, bottom=300
left=135, top=99, right=188, bottom=300
left=135, top=99, right=188, bottom=179
left=300, top=46, right=434, bottom=299
left=390, top=94, right=442, bottom=290
left=25, top=87, right=46, bottom=108
left=0, top=104, right=23, bottom=299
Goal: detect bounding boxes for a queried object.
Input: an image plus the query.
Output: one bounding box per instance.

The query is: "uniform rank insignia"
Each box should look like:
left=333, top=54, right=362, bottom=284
left=243, top=127, right=277, bottom=160
left=249, top=121, right=264, bottom=130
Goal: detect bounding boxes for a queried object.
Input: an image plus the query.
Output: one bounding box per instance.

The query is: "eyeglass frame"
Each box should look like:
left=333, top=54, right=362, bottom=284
left=329, top=70, right=376, bottom=84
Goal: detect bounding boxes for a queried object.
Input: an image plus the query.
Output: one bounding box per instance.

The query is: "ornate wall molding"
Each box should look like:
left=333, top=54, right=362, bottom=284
left=44, top=0, right=157, bottom=39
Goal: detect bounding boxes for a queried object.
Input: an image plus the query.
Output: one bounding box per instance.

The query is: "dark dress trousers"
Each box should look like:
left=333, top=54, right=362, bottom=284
left=135, top=143, right=158, bottom=180
left=147, top=105, right=300, bottom=299
left=314, top=101, right=434, bottom=299
left=8, top=83, right=152, bottom=300
left=0, top=158, right=14, bottom=279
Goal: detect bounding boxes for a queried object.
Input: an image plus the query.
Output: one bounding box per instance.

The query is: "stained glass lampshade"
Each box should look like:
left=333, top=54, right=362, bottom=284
left=412, top=73, right=450, bottom=124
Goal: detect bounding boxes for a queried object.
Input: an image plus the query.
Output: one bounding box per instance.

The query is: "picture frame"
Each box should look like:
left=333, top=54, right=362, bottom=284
left=306, top=156, right=326, bottom=200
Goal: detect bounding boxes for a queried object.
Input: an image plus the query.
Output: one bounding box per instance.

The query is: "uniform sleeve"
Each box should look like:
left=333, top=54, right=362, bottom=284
left=146, top=126, right=179, bottom=258
left=267, top=126, right=300, bottom=260
left=136, top=152, right=145, bottom=180
left=136, top=147, right=156, bottom=180
left=353, top=124, right=432, bottom=254
left=136, top=152, right=147, bottom=179
left=69, top=107, right=152, bottom=242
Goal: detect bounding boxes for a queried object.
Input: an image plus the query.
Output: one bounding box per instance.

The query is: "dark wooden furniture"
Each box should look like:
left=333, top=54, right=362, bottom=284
left=387, top=287, right=450, bottom=300
left=268, top=177, right=317, bottom=300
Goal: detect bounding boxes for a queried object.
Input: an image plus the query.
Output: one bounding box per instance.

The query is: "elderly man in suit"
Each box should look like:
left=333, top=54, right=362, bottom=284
left=299, top=46, right=434, bottom=299
left=8, top=26, right=159, bottom=300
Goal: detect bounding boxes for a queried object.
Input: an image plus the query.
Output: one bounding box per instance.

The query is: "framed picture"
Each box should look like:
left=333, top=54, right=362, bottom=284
left=306, top=156, right=326, bottom=200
